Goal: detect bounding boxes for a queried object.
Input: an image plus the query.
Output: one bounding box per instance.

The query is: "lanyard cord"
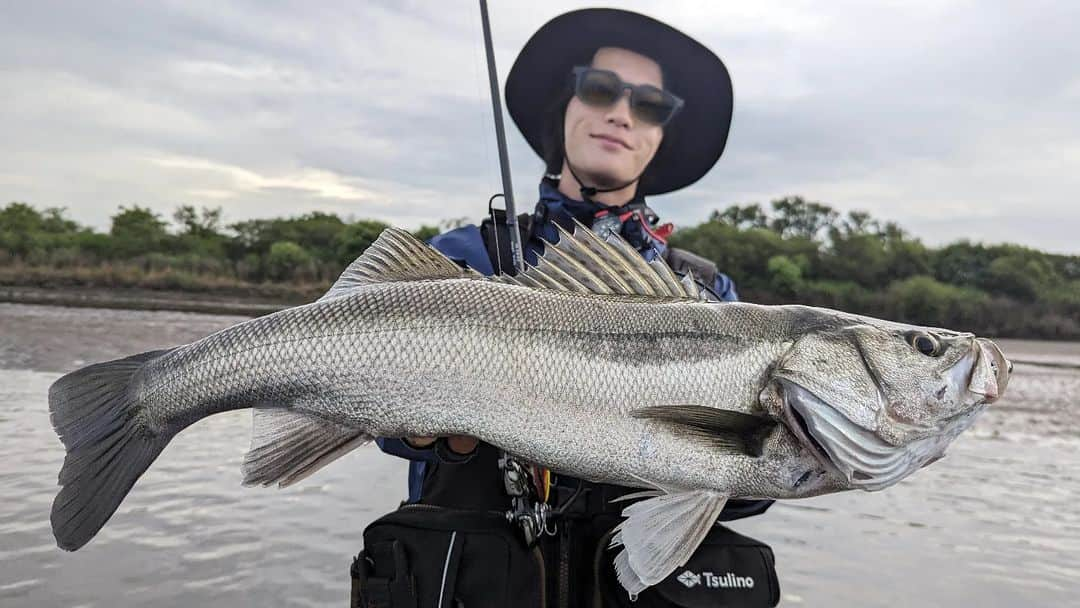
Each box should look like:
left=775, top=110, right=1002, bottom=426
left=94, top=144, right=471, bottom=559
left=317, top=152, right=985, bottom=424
left=563, top=150, right=647, bottom=203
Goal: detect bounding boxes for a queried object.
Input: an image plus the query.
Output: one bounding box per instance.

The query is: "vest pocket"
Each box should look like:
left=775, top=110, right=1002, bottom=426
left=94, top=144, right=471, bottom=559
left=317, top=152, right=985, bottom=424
left=650, top=524, right=780, bottom=607
left=352, top=505, right=545, bottom=608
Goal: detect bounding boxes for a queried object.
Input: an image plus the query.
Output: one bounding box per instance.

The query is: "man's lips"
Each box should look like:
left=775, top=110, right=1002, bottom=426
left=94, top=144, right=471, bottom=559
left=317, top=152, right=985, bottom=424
left=591, top=133, right=632, bottom=150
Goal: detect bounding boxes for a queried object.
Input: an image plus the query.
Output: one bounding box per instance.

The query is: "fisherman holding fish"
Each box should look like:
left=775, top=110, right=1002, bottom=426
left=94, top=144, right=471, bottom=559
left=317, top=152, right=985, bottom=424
left=45, top=7, right=1011, bottom=608
left=373, top=9, right=781, bottom=607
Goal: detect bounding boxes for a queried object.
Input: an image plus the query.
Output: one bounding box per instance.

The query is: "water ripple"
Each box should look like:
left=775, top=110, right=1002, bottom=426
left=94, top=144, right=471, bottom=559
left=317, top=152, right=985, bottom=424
left=1, top=308, right=1078, bottom=607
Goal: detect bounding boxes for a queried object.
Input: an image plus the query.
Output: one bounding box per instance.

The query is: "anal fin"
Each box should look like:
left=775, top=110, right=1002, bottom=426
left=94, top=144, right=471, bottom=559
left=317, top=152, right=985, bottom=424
left=611, top=489, right=729, bottom=596
left=242, top=407, right=371, bottom=487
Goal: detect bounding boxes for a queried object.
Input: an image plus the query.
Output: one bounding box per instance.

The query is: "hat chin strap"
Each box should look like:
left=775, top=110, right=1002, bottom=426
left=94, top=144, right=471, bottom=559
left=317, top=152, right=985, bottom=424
left=563, top=153, right=646, bottom=204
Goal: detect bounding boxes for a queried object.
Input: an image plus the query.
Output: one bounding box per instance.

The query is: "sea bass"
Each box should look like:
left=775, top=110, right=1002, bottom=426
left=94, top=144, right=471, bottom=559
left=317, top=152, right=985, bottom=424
left=48, top=224, right=1010, bottom=594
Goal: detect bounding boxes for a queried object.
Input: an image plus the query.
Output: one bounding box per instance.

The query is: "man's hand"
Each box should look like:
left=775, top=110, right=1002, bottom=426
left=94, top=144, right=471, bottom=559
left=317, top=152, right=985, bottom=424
left=404, top=435, right=479, bottom=455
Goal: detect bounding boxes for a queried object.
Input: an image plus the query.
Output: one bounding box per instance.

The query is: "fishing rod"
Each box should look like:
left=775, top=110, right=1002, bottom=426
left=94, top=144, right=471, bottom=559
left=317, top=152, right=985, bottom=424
left=477, top=0, right=556, bottom=544
left=478, top=0, right=525, bottom=273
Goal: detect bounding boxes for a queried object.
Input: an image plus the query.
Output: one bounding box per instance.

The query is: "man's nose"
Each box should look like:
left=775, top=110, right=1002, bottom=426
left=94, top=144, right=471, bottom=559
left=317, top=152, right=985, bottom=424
left=604, top=93, right=633, bottom=128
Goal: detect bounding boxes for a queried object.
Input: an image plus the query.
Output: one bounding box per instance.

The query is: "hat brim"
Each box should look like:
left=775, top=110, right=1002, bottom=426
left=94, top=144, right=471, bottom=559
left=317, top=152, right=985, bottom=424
left=505, top=8, right=733, bottom=196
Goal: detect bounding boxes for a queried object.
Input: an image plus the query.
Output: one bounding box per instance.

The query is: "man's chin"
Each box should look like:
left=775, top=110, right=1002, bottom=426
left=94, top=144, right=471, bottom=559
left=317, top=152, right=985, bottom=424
left=574, top=166, right=635, bottom=191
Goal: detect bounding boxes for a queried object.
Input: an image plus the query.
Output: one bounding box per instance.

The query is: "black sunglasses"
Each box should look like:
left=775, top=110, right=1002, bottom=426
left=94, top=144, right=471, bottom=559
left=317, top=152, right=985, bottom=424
left=571, top=66, right=684, bottom=127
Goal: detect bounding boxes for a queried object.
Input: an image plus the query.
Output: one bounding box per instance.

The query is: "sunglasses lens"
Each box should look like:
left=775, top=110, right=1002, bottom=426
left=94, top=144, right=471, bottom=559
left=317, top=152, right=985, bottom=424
left=573, top=68, right=680, bottom=126
left=632, top=86, right=677, bottom=125
left=576, top=70, right=621, bottom=107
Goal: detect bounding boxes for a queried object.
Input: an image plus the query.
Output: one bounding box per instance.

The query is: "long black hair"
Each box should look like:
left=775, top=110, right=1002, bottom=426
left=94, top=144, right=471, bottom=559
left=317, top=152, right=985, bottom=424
left=539, top=82, right=575, bottom=179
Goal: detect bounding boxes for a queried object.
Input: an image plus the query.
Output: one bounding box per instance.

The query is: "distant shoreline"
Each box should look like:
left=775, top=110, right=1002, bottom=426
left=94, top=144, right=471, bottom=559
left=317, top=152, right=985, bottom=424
left=0, top=285, right=290, bottom=317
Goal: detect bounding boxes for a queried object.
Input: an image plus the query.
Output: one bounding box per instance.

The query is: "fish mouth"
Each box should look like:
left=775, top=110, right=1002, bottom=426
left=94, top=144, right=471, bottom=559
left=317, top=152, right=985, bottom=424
left=778, top=379, right=937, bottom=491
left=968, top=338, right=1011, bottom=403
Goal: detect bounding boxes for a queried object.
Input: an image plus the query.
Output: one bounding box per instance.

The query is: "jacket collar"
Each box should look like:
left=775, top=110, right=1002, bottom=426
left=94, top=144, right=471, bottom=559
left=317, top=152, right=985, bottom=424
left=533, top=180, right=649, bottom=228
left=529, top=180, right=667, bottom=262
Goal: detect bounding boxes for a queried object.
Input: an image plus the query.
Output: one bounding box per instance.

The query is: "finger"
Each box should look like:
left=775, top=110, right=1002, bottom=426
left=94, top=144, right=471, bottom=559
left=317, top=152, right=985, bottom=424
left=446, top=435, right=479, bottom=455
left=404, top=436, right=437, bottom=448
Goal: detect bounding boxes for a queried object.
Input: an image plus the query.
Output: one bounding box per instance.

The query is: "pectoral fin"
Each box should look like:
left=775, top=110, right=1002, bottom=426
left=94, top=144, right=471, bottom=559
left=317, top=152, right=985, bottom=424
left=632, top=405, right=776, bottom=457
left=611, top=490, right=729, bottom=597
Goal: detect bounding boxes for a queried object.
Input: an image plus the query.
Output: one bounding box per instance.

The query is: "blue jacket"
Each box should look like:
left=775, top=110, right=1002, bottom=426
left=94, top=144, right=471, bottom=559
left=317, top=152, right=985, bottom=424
left=377, top=182, right=741, bottom=501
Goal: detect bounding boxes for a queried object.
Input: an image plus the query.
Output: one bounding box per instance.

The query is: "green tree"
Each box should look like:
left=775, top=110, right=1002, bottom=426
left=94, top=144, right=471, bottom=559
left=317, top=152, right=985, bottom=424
left=173, top=205, right=223, bottom=238
left=110, top=206, right=168, bottom=258
left=229, top=212, right=346, bottom=263
left=767, top=255, right=804, bottom=296
left=885, top=275, right=989, bottom=329
left=836, top=210, right=878, bottom=237
left=41, top=208, right=81, bottom=234
left=932, top=241, right=990, bottom=287
left=266, top=241, right=314, bottom=281
left=769, top=196, right=838, bottom=241
left=0, top=202, right=45, bottom=233
left=986, top=253, right=1060, bottom=300
left=670, top=220, right=818, bottom=291
left=412, top=225, right=440, bottom=242
left=0, top=203, right=46, bottom=257
left=822, top=231, right=888, bottom=287
left=172, top=205, right=226, bottom=259
left=334, top=220, right=389, bottom=267
left=709, top=203, right=769, bottom=230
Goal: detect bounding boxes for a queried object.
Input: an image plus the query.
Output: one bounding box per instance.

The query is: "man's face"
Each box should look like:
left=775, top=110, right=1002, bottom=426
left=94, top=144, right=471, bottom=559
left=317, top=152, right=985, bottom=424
left=563, top=47, right=665, bottom=191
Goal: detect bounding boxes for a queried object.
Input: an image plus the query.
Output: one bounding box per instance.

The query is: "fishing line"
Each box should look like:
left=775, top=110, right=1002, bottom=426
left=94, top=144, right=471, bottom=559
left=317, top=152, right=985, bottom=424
left=553, top=478, right=585, bottom=515
left=1011, top=359, right=1080, bottom=370
left=469, top=0, right=499, bottom=203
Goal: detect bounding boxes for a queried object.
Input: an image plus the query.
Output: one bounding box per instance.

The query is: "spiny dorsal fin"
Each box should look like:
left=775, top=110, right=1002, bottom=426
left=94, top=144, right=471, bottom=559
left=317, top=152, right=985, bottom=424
left=319, top=228, right=479, bottom=301
left=648, top=256, right=690, bottom=296
left=533, top=257, right=591, bottom=294
left=550, top=222, right=633, bottom=293
left=679, top=268, right=701, bottom=299
left=559, top=222, right=657, bottom=295
left=512, top=220, right=709, bottom=301
left=322, top=222, right=714, bottom=302
left=540, top=238, right=614, bottom=294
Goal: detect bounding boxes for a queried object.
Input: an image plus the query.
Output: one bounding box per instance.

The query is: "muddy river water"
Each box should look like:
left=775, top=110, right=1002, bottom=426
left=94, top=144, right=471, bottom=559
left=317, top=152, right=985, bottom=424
left=0, top=303, right=1077, bottom=606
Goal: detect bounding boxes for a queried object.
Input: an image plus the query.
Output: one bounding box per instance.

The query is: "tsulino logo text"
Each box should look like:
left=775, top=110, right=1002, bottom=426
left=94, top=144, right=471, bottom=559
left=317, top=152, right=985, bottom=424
left=676, top=569, right=755, bottom=590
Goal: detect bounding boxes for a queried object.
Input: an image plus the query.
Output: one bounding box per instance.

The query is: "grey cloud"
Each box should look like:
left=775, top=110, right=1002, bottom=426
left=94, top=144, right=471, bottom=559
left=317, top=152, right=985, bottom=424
left=1, top=0, right=1077, bottom=254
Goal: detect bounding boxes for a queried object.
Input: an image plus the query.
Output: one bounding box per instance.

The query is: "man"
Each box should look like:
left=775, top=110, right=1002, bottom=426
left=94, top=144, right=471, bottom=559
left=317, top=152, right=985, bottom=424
left=359, top=9, right=778, bottom=608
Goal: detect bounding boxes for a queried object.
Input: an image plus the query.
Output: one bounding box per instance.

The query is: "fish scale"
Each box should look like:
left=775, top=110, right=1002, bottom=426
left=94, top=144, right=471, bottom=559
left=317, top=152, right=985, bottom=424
left=47, top=225, right=1010, bottom=595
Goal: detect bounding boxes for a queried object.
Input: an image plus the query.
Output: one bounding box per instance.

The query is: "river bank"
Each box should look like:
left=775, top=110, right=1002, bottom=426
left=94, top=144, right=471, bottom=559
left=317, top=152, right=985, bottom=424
left=0, top=285, right=292, bottom=316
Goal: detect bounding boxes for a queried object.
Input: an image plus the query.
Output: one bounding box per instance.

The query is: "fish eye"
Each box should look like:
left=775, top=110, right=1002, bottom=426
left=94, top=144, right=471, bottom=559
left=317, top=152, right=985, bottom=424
left=906, top=332, right=941, bottom=357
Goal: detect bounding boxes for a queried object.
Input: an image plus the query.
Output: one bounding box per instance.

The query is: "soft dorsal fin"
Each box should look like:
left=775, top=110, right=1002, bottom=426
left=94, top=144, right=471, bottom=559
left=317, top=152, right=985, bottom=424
left=319, top=228, right=478, bottom=301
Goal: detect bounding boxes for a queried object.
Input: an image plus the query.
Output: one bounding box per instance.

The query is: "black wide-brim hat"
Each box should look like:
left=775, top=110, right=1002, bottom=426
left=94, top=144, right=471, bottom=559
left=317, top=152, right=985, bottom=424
left=505, top=8, right=734, bottom=196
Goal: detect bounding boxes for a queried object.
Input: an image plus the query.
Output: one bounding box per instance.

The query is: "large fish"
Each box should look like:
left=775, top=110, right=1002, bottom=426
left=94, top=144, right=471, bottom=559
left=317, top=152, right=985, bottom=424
left=48, top=223, right=1010, bottom=594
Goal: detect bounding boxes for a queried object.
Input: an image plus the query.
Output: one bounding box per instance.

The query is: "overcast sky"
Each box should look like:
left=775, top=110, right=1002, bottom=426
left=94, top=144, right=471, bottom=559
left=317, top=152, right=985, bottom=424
left=2, top=1, right=1078, bottom=253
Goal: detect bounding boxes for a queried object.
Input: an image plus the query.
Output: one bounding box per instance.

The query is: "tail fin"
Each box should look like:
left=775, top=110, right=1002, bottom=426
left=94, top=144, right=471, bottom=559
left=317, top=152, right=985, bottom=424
left=49, top=349, right=173, bottom=551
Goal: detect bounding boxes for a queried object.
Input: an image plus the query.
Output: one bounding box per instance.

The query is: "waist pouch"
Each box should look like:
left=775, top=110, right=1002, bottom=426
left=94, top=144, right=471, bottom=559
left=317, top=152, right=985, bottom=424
left=351, top=505, right=545, bottom=608
left=647, top=525, right=780, bottom=608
